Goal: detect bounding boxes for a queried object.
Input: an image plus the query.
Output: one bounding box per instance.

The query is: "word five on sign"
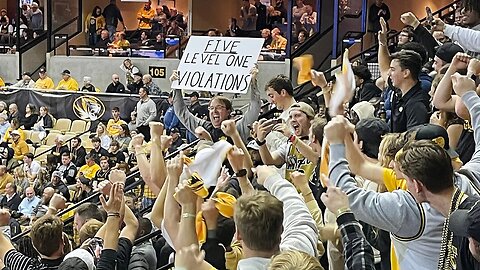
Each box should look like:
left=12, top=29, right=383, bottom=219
left=149, top=66, right=166, bottom=79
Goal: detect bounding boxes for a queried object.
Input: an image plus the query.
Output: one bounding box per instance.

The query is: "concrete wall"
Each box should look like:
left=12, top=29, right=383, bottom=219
left=46, top=55, right=290, bottom=98
left=0, top=53, right=19, bottom=83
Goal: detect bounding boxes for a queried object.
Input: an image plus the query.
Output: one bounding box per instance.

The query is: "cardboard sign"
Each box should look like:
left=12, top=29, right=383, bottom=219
left=172, top=36, right=264, bottom=94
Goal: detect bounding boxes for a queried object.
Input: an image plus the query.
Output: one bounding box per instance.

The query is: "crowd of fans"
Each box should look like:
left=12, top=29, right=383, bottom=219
left=1, top=1, right=480, bottom=270
left=0, top=0, right=44, bottom=50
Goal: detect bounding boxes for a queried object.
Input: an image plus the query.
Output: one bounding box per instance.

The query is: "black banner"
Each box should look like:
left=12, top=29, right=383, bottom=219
left=0, top=89, right=162, bottom=123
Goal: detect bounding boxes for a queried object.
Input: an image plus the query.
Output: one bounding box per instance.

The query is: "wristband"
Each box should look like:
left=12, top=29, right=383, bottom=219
left=182, top=213, right=196, bottom=219
left=235, top=169, right=247, bottom=178
left=336, top=207, right=351, bottom=217
left=107, top=212, right=120, bottom=217
left=255, top=138, right=266, bottom=146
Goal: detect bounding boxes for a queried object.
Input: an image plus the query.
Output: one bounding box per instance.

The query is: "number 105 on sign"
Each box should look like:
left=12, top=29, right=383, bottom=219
left=149, top=66, right=166, bottom=78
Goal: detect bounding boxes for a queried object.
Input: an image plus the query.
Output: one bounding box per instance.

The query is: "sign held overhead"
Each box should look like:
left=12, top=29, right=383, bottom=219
left=172, top=36, right=264, bottom=94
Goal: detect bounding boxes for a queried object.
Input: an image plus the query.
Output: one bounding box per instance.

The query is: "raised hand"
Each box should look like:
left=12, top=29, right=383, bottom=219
left=100, top=182, right=124, bottom=214
left=451, top=73, right=476, bottom=98
left=174, top=180, right=197, bottom=206
left=227, top=146, right=245, bottom=173
left=310, top=70, right=328, bottom=88
left=221, top=119, right=238, bottom=138
left=321, top=187, right=350, bottom=215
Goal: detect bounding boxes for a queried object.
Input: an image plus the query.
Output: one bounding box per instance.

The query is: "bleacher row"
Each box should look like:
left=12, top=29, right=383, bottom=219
left=23, top=118, right=92, bottom=164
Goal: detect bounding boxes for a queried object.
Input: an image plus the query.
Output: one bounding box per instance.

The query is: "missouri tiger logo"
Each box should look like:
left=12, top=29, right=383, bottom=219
left=73, top=95, right=105, bottom=121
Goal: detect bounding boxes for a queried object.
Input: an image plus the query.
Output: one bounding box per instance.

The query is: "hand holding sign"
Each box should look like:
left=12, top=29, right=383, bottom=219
left=172, top=37, right=264, bottom=94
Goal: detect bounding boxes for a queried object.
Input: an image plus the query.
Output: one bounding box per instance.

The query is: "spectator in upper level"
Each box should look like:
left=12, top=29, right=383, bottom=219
left=28, top=2, right=43, bottom=32
left=103, top=0, right=126, bottom=41
left=0, top=17, right=13, bottom=44
left=85, top=6, right=106, bottom=47
left=254, top=0, right=267, bottom=31
left=240, top=0, right=257, bottom=31
left=293, top=29, right=308, bottom=50
left=56, top=70, right=79, bottom=91
left=95, top=123, right=112, bottom=150
left=80, top=76, right=99, bottom=92
left=142, top=74, right=161, bottom=95
left=300, top=5, right=317, bottom=34
left=137, top=31, right=150, bottom=47
left=269, top=28, right=287, bottom=51
left=293, top=0, right=311, bottom=24
left=127, top=72, right=143, bottom=94
left=120, top=59, right=140, bottom=86
left=0, top=9, right=8, bottom=24
left=115, top=124, right=131, bottom=152
left=22, top=153, right=41, bottom=185
left=0, top=76, right=4, bottom=88
left=19, top=103, right=38, bottom=130
left=46, top=171, right=70, bottom=201
left=78, top=154, right=101, bottom=180
left=151, top=32, right=165, bottom=50
left=51, top=135, right=69, bottom=166
left=368, top=0, right=390, bottom=34
left=3, top=118, right=24, bottom=143
left=95, top=29, right=110, bottom=49
left=0, top=165, right=12, bottom=195
left=227, top=17, right=241, bottom=37
left=136, top=88, right=156, bottom=142
left=167, top=20, right=184, bottom=36
left=34, top=68, right=54, bottom=90
left=12, top=72, right=35, bottom=89
left=268, top=0, right=287, bottom=26
left=56, top=152, right=77, bottom=186
left=106, top=73, right=126, bottom=93
left=137, top=0, right=155, bottom=30
left=111, top=31, right=130, bottom=49
left=261, top=28, right=272, bottom=49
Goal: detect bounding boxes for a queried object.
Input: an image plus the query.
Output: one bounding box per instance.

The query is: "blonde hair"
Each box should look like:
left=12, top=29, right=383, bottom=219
left=378, top=133, right=404, bottom=167
left=268, top=250, right=323, bottom=270
left=234, top=191, right=283, bottom=252
left=78, top=219, right=104, bottom=245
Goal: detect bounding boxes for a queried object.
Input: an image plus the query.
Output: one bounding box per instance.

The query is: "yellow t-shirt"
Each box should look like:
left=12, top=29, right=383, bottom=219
left=78, top=164, right=101, bottom=180
left=56, top=78, right=79, bottom=91
left=0, top=77, right=5, bottom=87
left=382, top=168, right=406, bottom=192
left=107, top=118, right=127, bottom=137
left=35, top=77, right=55, bottom=90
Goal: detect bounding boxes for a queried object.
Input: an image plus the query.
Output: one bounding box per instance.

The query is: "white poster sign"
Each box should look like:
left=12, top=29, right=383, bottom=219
left=172, top=36, right=264, bottom=94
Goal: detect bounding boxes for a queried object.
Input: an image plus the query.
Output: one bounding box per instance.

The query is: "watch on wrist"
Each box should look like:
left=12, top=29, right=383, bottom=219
left=255, top=138, right=266, bottom=146
left=235, top=169, right=248, bottom=178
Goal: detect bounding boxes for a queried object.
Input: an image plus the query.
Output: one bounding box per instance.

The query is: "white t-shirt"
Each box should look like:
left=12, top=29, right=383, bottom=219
left=24, top=160, right=41, bottom=175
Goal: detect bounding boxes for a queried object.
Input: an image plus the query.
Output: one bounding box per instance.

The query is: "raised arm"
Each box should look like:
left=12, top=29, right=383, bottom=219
left=163, top=153, right=184, bottom=249
left=378, top=18, right=391, bottom=82
left=119, top=202, right=139, bottom=243
left=257, top=166, right=318, bottom=257
left=149, top=122, right=167, bottom=192
left=236, top=67, right=261, bottom=143
left=150, top=177, right=168, bottom=228
left=256, top=119, right=285, bottom=167
left=443, top=22, right=480, bottom=53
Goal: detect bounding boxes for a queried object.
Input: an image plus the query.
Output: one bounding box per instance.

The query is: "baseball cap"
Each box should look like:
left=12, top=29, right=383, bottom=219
left=246, top=140, right=260, bottom=151
left=39, top=68, right=46, bottom=73
left=435, top=43, right=464, bottom=64
left=31, top=2, right=38, bottom=7
left=133, top=72, right=142, bottom=77
left=449, top=201, right=480, bottom=242
left=10, top=130, right=20, bottom=136
left=290, top=102, right=315, bottom=118
left=351, top=101, right=375, bottom=120
left=414, top=124, right=459, bottom=159
left=355, top=118, right=389, bottom=159
left=61, top=70, right=71, bottom=75
left=59, top=248, right=95, bottom=270
left=52, top=171, right=62, bottom=178
left=22, top=72, right=31, bottom=77
left=185, top=92, right=199, bottom=98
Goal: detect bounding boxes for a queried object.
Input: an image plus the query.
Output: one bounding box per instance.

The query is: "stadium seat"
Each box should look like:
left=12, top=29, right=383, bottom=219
left=70, top=120, right=87, bottom=134
left=30, top=131, right=43, bottom=144
left=44, top=132, right=59, bottom=146
left=53, top=118, right=72, bottom=133
left=35, top=145, right=52, bottom=164
left=64, top=132, right=77, bottom=142
left=23, top=130, right=32, bottom=140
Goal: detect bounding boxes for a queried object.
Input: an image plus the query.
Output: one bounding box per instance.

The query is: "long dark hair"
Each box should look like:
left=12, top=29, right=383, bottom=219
left=92, top=6, right=102, bottom=18
left=120, top=124, right=131, bottom=137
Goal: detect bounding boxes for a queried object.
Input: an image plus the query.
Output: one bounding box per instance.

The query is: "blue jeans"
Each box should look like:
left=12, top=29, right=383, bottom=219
left=106, top=25, right=117, bottom=41
left=88, top=32, right=98, bottom=47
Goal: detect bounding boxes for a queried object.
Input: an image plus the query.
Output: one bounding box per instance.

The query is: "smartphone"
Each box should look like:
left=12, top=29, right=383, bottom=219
left=426, top=7, right=433, bottom=25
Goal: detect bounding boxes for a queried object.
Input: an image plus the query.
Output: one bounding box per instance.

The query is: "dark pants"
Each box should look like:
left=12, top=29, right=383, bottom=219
left=137, top=125, right=151, bottom=142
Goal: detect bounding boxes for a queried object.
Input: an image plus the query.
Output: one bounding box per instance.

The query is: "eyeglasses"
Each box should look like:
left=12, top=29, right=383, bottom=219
left=208, top=105, right=226, bottom=111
